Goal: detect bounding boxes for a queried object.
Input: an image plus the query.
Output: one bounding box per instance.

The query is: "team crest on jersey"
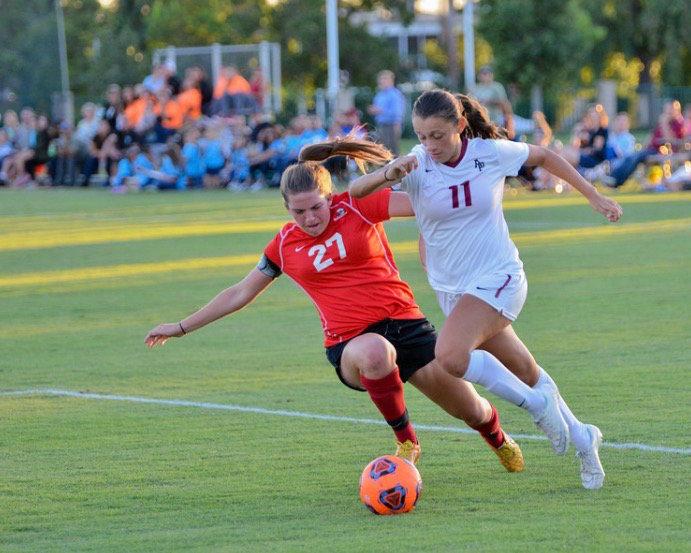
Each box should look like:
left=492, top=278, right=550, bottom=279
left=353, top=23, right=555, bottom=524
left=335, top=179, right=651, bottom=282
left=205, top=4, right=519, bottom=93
left=474, top=159, right=485, bottom=171
left=334, top=207, right=347, bottom=220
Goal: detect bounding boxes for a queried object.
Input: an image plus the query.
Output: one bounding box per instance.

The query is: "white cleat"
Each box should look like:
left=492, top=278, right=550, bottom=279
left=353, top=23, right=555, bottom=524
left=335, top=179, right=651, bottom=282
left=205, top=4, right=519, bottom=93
left=534, top=391, right=569, bottom=455
left=576, top=424, right=605, bottom=490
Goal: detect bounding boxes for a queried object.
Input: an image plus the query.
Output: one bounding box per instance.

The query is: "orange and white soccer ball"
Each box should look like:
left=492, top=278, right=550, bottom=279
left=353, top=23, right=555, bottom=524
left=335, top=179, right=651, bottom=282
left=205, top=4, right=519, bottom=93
left=359, top=455, right=422, bottom=515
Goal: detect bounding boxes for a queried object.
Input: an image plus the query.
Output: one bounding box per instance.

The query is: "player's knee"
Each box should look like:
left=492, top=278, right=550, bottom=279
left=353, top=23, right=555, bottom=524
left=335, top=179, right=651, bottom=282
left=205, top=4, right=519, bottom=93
left=435, top=346, right=471, bottom=378
left=347, top=334, right=396, bottom=379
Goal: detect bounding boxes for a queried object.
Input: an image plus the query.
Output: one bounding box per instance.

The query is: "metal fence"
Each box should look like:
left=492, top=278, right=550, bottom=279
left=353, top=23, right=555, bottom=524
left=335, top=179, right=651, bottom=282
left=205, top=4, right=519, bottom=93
left=152, top=42, right=282, bottom=114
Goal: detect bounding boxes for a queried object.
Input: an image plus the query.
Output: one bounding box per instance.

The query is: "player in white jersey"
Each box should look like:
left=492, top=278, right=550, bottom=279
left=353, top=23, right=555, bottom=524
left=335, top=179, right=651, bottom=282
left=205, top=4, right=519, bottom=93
left=350, top=90, right=623, bottom=489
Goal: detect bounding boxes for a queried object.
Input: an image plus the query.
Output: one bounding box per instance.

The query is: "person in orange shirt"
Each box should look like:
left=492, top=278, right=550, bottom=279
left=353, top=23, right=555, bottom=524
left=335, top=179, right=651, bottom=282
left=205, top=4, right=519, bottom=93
left=213, top=65, right=251, bottom=99
left=177, top=78, right=202, bottom=122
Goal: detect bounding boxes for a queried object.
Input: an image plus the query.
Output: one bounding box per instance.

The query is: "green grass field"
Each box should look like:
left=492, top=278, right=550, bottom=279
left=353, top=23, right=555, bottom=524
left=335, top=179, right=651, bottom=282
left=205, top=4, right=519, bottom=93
left=1, top=187, right=689, bottom=552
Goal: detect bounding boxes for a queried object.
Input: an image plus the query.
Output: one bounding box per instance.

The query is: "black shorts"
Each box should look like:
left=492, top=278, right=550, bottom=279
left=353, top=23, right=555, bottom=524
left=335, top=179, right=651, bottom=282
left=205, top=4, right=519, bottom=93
left=325, top=318, right=437, bottom=392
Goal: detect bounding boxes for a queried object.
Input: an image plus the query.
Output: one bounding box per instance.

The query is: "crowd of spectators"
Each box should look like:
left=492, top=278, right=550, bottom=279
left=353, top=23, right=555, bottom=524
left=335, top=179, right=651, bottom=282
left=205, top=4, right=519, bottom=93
left=520, top=100, right=691, bottom=192
left=0, top=63, right=334, bottom=192
left=1, top=61, right=689, bottom=193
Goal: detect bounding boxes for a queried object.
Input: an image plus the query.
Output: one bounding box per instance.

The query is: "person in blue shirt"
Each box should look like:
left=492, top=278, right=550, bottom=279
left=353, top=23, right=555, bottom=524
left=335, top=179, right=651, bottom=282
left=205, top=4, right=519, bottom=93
left=367, top=70, right=406, bottom=155
left=182, top=126, right=206, bottom=188
left=200, top=123, right=226, bottom=188
left=111, top=144, right=140, bottom=191
left=159, top=144, right=186, bottom=190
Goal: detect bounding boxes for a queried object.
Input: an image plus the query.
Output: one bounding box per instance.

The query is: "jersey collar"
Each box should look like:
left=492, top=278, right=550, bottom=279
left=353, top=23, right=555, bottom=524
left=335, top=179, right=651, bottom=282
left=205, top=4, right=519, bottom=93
left=443, top=137, right=468, bottom=168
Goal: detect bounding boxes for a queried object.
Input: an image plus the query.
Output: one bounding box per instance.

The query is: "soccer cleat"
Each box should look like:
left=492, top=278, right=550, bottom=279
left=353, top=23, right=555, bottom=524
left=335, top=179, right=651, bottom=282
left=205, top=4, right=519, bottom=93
left=534, top=391, right=569, bottom=455
left=490, top=432, right=525, bottom=472
left=576, top=424, right=605, bottom=490
left=395, top=440, right=421, bottom=464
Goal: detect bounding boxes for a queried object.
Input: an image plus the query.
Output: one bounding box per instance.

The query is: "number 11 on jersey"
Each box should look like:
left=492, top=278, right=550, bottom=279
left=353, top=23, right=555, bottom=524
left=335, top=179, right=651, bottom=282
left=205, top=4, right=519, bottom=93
left=449, top=181, right=472, bottom=208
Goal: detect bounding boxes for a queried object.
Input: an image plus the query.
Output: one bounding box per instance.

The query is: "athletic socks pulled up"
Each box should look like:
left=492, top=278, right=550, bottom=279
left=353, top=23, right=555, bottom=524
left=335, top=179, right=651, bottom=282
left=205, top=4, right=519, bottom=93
left=360, top=367, right=418, bottom=445
left=535, top=367, right=592, bottom=451
left=470, top=403, right=505, bottom=449
left=463, top=350, right=546, bottom=417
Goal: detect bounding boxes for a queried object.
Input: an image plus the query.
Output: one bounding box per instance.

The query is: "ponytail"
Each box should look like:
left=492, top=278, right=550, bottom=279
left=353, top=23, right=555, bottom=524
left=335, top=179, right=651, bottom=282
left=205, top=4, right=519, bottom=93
left=280, top=131, right=393, bottom=205
left=454, top=93, right=507, bottom=140
left=299, top=131, right=393, bottom=168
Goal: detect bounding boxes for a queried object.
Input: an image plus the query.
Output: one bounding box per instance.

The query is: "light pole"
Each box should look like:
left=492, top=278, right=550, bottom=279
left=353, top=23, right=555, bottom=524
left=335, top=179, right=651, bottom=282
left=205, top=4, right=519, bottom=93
left=54, top=0, right=73, bottom=123
left=463, top=0, right=475, bottom=91
left=326, top=0, right=340, bottom=119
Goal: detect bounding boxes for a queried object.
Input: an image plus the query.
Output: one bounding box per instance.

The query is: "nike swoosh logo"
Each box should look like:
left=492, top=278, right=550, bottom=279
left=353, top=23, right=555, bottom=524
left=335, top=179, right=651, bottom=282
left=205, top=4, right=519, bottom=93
left=476, top=287, right=493, bottom=291
left=295, top=245, right=306, bottom=252
left=425, top=169, right=433, bottom=172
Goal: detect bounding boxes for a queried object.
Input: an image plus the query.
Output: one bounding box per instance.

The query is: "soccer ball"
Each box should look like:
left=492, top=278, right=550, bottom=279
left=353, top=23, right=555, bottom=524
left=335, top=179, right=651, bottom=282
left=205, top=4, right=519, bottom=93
left=359, top=455, right=422, bottom=515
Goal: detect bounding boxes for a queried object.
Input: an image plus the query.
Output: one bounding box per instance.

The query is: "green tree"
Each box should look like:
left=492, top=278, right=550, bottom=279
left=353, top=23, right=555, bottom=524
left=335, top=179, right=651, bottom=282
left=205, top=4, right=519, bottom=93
left=0, top=0, right=62, bottom=113
left=476, top=0, right=605, bottom=111
left=584, top=0, right=689, bottom=86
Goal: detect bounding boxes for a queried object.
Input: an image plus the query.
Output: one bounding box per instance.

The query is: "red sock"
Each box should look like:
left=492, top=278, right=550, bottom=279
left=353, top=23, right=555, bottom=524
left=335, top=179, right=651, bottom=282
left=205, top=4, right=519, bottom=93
left=359, top=367, right=418, bottom=444
left=471, top=404, right=505, bottom=449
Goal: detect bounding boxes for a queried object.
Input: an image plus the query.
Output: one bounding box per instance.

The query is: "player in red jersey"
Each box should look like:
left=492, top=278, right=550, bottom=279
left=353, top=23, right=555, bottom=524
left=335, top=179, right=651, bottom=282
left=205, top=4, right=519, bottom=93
left=145, top=139, right=563, bottom=471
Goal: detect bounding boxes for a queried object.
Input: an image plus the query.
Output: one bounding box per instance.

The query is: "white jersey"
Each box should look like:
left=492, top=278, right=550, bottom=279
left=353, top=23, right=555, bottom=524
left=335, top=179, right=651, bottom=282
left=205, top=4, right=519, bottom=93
left=401, top=138, right=529, bottom=294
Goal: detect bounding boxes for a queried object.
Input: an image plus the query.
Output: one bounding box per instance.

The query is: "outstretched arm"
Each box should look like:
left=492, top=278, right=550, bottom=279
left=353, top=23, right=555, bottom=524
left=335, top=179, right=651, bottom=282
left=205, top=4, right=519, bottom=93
left=349, top=154, right=418, bottom=198
left=145, top=268, right=274, bottom=348
left=525, top=145, right=623, bottom=222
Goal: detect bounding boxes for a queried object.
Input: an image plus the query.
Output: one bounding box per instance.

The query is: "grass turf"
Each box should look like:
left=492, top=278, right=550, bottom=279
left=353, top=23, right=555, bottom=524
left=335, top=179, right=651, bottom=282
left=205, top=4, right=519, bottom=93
left=0, top=187, right=689, bottom=552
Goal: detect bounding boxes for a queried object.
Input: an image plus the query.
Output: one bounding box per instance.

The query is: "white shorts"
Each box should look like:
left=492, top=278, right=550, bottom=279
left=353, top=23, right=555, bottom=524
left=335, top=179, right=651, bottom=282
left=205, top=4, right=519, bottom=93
left=435, top=271, right=528, bottom=321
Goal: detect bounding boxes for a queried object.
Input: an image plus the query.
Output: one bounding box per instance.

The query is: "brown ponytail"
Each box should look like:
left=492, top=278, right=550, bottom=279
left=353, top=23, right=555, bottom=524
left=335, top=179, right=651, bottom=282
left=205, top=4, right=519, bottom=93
left=455, top=93, right=507, bottom=140
left=412, top=89, right=507, bottom=140
left=280, top=131, right=393, bottom=205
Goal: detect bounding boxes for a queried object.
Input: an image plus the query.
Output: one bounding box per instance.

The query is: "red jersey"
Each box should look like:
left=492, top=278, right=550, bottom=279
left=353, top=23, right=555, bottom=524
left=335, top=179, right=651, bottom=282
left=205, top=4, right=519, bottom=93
left=263, top=189, right=423, bottom=346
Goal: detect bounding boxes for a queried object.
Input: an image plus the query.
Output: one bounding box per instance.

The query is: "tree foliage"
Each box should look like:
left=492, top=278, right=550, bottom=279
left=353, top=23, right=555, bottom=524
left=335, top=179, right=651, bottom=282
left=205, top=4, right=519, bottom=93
left=0, top=0, right=62, bottom=113
left=476, top=0, right=605, bottom=96
left=583, top=0, right=690, bottom=86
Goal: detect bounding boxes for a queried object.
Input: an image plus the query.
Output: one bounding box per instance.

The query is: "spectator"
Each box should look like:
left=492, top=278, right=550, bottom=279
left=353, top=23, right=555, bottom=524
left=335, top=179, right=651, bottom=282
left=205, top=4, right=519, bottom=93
left=249, top=68, right=268, bottom=111
left=186, top=66, right=213, bottom=116
left=563, top=105, right=609, bottom=171
left=598, top=104, right=687, bottom=188
left=111, top=144, right=140, bottom=192
left=367, top=69, right=406, bottom=155
left=468, top=65, right=515, bottom=139
left=519, top=111, right=555, bottom=190
left=607, top=112, right=636, bottom=159
left=74, top=102, right=101, bottom=176
left=249, top=123, right=285, bottom=187
left=213, top=65, right=252, bottom=98
left=143, top=64, right=168, bottom=95
left=49, top=123, right=79, bottom=186
left=158, top=143, right=186, bottom=190
left=1, top=109, right=20, bottom=144
left=3, top=108, right=37, bottom=187
left=82, top=119, right=119, bottom=186
left=227, top=133, right=252, bottom=190
left=102, top=84, right=122, bottom=132
left=25, top=114, right=52, bottom=185
left=200, top=122, right=226, bottom=188
left=0, top=129, right=15, bottom=185
left=181, top=126, right=205, bottom=188
left=177, top=77, right=202, bottom=123
left=121, top=86, right=136, bottom=108
left=649, top=100, right=685, bottom=152
left=154, top=87, right=183, bottom=143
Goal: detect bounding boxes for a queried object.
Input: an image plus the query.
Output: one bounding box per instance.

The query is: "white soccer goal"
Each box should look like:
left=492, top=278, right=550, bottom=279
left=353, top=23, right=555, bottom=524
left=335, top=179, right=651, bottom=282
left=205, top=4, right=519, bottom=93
left=152, top=41, right=282, bottom=114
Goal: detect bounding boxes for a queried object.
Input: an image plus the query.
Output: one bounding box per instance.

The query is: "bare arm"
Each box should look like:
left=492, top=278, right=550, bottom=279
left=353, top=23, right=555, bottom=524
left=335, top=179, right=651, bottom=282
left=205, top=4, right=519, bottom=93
left=501, top=100, right=515, bottom=140
left=388, top=190, right=415, bottom=218
left=525, top=145, right=623, bottom=222
left=349, top=154, right=418, bottom=198
left=145, top=267, right=275, bottom=348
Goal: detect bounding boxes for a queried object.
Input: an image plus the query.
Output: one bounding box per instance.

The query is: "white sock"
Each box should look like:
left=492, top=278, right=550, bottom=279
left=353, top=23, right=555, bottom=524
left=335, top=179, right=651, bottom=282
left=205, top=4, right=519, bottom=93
left=535, top=367, right=591, bottom=450
left=464, top=350, right=546, bottom=417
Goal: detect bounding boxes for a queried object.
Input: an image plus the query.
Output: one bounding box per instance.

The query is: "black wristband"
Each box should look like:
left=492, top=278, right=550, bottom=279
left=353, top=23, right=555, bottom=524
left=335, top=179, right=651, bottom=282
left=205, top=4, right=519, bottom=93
left=179, top=321, right=187, bottom=335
